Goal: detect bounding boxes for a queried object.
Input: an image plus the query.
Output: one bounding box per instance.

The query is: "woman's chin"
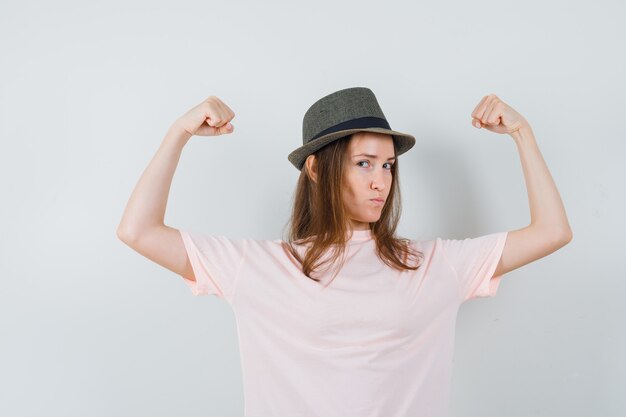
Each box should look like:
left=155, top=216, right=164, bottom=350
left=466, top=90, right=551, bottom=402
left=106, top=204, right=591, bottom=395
left=353, top=214, right=381, bottom=223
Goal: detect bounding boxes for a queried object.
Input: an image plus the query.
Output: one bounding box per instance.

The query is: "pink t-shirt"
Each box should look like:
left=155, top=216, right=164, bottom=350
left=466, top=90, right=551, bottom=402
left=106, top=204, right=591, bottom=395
left=179, top=228, right=508, bottom=417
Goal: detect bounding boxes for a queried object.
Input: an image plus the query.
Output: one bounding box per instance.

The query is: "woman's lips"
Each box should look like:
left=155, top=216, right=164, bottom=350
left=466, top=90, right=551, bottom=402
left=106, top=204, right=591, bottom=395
left=370, top=199, right=384, bottom=204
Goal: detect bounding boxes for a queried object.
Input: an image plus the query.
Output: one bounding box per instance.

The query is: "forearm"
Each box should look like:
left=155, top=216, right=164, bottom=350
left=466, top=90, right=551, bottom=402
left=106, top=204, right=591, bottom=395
left=511, top=125, right=572, bottom=240
left=116, top=123, right=192, bottom=239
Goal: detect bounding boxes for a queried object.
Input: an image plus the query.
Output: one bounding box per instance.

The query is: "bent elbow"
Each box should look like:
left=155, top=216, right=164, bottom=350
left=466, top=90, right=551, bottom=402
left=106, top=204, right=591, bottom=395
left=116, top=227, right=136, bottom=243
left=556, top=229, right=573, bottom=247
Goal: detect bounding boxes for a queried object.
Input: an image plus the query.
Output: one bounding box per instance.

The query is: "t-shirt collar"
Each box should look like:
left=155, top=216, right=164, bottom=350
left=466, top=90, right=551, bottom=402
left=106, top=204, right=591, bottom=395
left=347, top=229, right=373, bottom=241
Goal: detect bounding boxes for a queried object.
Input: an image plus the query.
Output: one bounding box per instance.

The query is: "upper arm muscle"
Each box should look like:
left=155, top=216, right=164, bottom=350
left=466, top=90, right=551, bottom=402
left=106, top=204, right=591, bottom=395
left=493, top=226, right=572, bottom=277
left=118, top=225, right=195, bottom=282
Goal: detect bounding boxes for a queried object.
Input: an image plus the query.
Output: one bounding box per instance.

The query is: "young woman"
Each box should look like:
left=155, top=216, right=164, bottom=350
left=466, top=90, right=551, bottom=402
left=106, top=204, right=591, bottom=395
left=117, top=87, right=572, bottom=417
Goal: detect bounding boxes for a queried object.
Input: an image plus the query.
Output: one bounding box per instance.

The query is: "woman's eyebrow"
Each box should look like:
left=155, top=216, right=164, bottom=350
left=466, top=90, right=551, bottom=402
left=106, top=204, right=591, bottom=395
left=352, top=153, right=396, bottom=161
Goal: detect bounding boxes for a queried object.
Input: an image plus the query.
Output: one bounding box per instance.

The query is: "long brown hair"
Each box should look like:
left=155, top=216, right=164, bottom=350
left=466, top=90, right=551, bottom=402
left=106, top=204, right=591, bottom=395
left=281, top=133, right=423, bottom=286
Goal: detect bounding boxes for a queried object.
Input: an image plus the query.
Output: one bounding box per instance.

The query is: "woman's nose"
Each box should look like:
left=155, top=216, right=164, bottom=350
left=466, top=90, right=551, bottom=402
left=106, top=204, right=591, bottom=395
left=371, top=174, right=385, bottom=190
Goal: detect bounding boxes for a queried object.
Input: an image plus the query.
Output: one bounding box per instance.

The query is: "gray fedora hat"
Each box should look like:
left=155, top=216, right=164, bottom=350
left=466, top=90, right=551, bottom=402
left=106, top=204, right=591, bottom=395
left=288, top=86, right=416, bottom=171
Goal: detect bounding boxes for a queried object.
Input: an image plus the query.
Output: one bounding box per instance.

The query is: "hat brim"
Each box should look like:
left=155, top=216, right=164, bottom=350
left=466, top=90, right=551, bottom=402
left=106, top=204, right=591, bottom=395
left=288, top=127, right=416, bottom=171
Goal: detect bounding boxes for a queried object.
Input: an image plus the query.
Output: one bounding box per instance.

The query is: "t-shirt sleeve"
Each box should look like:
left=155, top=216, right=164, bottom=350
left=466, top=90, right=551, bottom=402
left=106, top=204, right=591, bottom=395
left=178, top=229, right=248, bottom=301
left=440, top=231, right=508, bottom=303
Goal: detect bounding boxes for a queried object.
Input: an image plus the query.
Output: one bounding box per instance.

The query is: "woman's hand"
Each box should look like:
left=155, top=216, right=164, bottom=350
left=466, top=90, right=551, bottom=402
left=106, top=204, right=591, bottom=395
left=172, top=95, right=236, bottom=137
left=471, top=94, right=529, bottom=135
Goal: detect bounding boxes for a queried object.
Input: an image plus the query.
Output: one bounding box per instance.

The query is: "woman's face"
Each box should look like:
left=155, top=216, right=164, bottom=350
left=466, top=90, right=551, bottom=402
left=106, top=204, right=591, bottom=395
left=342, top=132, right=395, bottom=230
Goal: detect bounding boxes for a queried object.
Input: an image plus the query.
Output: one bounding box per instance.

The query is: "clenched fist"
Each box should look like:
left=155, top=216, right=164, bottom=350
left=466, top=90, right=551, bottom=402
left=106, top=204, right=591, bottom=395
left=471, top=94, right=529, bottom=135
left=173, top=95, right=236, bottom=137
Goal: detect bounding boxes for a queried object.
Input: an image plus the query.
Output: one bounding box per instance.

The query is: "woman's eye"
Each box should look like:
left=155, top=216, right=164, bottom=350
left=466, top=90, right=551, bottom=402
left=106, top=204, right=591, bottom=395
left=357, top=161, right=394, bottom=170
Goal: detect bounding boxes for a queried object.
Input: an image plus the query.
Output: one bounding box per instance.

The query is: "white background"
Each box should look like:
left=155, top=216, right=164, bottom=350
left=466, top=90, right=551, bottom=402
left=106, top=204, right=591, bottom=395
left=1, top=0, right=624, bottom=416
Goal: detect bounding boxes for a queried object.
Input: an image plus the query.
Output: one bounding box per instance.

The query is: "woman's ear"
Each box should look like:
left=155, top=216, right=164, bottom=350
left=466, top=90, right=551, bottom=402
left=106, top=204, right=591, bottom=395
left=305, top=154, right=318, bottom=184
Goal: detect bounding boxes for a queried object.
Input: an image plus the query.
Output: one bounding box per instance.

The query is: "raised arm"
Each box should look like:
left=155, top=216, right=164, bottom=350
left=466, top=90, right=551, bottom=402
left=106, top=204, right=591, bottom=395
left=470, top=94, right=573, bottom=278
left=116, top=95, right=236, bottom=281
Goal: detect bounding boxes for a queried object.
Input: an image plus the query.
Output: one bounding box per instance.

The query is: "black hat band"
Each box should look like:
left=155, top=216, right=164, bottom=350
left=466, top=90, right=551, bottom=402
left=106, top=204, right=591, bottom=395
left=308, top=116, right=391, bottom=143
